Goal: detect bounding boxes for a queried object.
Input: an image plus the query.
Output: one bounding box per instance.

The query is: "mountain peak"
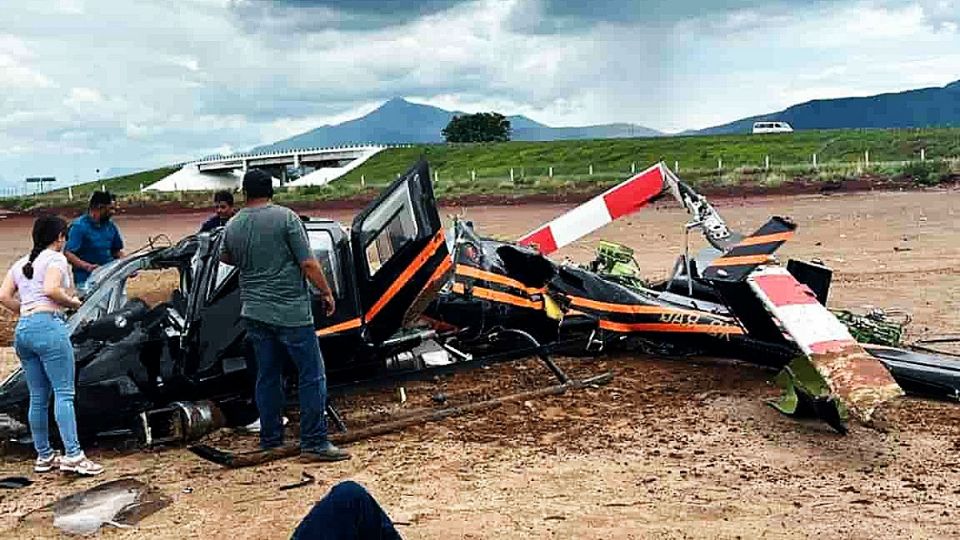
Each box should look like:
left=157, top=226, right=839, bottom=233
left=378, top=97, right=415, bottom=110
left=251, top=98, right=661, bottom=152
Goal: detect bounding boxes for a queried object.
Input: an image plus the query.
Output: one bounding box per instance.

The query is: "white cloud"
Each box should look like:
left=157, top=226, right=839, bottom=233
left=169, top=56, right=200, bottom=72
left=0, top=34, right=54, bottom=89
left=0, top=0, right=958, bottom=181
left=54, top=0, right=85, bottom=15
left=65, top=87, right=103, bottom=105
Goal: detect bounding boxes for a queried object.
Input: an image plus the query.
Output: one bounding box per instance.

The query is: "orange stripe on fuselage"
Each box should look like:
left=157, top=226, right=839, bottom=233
left=366, top=231, right=446, bottom=322
left=568, top=295, right=706, bottom=317
left=599, top=320, right=745, bottom=335
left=451, top=283, right=543, bottom=310
left=316, top=318, right=362, bottom=336
left=455, top=264, right=545, bottom=295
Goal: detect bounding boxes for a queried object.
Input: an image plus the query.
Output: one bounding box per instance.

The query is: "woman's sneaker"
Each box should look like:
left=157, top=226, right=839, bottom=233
left=59, top=453, right=104, bottom=476
left=34, top=452, right=62, bottom=473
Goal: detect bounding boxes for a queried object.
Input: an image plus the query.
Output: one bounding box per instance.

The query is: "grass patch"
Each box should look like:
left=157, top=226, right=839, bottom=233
left=4, top=128, right=960, bottom=211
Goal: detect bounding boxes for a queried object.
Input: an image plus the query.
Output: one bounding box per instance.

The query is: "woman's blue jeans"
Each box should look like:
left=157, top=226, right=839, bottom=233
left=13, top=312, right=82, bottom=459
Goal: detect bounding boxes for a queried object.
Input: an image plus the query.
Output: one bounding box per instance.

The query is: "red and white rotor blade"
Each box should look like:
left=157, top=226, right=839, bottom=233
left=517, top=163, right=666, bottom=255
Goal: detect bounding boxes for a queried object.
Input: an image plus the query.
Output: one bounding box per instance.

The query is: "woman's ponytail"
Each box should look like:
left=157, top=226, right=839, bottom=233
left=21, top=246, right=44, bottom=279
left=22, top=214, right=68, bottom=280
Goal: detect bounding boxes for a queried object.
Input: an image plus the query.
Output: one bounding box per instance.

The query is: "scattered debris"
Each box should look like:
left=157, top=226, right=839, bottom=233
left=279, top=470, right=316, bottom=491
left=0, top=476, right=32, bottom=489
left=190, top=372, right=614, bottom=468
left=426, top=161, right=960, bottom=433
left=19, top=478, right=171, bottom=536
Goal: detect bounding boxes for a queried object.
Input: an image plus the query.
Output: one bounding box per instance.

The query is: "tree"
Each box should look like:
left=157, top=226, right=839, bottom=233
left=442, top=112, right=511, bottom=143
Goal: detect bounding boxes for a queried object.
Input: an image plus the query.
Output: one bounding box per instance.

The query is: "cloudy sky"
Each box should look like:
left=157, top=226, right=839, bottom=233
left=1, top=0, right=958, bottom=188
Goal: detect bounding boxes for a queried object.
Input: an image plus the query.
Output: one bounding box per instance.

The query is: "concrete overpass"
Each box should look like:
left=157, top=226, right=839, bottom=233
left=143, top=144, right=395, bottom=192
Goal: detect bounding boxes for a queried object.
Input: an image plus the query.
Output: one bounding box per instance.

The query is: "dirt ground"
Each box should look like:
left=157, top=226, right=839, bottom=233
left=2, top=189, right=960, bottom=539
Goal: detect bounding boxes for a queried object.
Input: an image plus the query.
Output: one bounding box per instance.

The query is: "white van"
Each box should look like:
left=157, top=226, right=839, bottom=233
left=752, top=121, right=793, bottom=134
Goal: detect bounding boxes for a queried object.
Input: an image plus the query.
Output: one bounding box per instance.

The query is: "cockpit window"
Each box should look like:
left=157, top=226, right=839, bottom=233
left=307, top=230, right=342, bottom=298
left=360, top=184, right=419, bottom=277
left=208, top=262, right=237, bottom=301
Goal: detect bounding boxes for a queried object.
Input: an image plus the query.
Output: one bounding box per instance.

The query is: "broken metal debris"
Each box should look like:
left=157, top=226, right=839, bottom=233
left=190, top=371, right=614, bottom=468
left=426, top=161, right=959, bottom=433
left=0, top=476, right=32, bottom=489
left=19, top=478, right=171, bottom=536
left=833, top=309, right=909, bottom=347
left=279, top=470, right=317, bottom=491
left=2, top=158, right=957, bottom=454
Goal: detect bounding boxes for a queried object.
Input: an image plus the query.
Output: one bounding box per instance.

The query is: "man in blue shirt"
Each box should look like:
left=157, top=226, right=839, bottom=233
left=65, top=191, right=125, bottom=290
left=199, top=190, right=236, bottom=232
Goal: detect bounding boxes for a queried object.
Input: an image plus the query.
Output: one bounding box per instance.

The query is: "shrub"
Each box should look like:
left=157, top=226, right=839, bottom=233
left=898, top=161, right=950, bottom=186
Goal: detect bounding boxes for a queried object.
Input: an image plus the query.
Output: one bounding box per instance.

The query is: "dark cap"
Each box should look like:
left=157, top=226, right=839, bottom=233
left=242, top=169, right=273, bottom=199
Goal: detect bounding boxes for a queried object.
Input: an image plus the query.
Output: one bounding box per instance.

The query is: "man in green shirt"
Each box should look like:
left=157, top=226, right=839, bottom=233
left=220, top=169, right=348, bottom=462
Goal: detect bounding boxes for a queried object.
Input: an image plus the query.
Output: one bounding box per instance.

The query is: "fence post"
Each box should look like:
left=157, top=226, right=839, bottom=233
left=812, top=153, right=817, bottom=169
left=471, top=170, right=476, bottom=182
left=674, top=161, right=679, bottom=173
left=68, top=186, right=74, bottom=201
left=864, top=150, right=870, bottom=167
left=433, top=170, right=438, bottom=184
left=921, top=148, right=926, bottom=162
left=765, top=155, right=770, bottom=170
left=101, top=184, right=105, bottom=192
left=361, top=175, right=365, bottom=186
left=718, top=158, right=723, bottom=171
left=589, top=164, right=594, bottom=176
left=548, top=166, right=553, bottom=178
left=631, top=162, right=636, bottom=174
left=510, top=168, right=514, bottom=183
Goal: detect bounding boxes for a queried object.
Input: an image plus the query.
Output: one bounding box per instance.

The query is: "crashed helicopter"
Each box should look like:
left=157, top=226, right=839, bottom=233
left=0, top=160, right=613, bottom=453
left=0, top=160, right=463, bottom=446
left=2, top=159, right=957, bottom=453
left=424, top=162, right=960, bottom=432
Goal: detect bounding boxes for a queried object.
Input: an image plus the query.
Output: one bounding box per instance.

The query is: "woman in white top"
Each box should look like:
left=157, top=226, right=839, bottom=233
left=0, top=215, right=103, bottom=476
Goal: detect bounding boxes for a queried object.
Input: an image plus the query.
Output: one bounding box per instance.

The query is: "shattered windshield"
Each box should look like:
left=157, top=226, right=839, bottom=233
left=68, top=256, right=155, bottom=335
left=68, top=239, right=197, bottom=335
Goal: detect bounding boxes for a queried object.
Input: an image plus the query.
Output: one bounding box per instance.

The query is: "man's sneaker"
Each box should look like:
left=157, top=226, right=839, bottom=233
left=59, top=453, right=104, bottom=476
left=300, top=442, right=351, bottom=463
left=240, top=416, right=288, bottom=434
left=34, top=452, right=61, bottom=473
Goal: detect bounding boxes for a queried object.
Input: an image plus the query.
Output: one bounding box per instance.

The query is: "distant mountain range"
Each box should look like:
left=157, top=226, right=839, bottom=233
left=251, top=98, right=661, bottom=152
left=695, top=80, right=960, bottom=135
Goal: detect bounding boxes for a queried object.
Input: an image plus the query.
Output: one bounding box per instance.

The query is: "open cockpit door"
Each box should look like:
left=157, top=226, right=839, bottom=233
left=351, top=160, right=451, bottom=344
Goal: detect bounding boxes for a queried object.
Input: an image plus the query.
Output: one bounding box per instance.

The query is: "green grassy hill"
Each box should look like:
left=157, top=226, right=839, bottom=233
left=4, top=128, right=959, bottom=211
left=51, top=167, right=179, bottom=199
left=329, top=128, right=960, bottom=196
left=341, top=128, right=960, bottom=182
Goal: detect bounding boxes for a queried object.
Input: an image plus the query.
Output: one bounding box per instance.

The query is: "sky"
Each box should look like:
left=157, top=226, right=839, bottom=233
left=1, top=0, right=959, bottom=188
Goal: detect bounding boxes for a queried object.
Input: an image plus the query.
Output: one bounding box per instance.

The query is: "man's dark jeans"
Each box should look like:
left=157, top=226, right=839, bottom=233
left=244, top=319, right=328, bottom=451
left=291, top=481, right=402, bottom=540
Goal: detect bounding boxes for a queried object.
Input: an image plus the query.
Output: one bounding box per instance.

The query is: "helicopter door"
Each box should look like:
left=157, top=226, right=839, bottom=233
left=350, top=160, right=450, bottom=344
